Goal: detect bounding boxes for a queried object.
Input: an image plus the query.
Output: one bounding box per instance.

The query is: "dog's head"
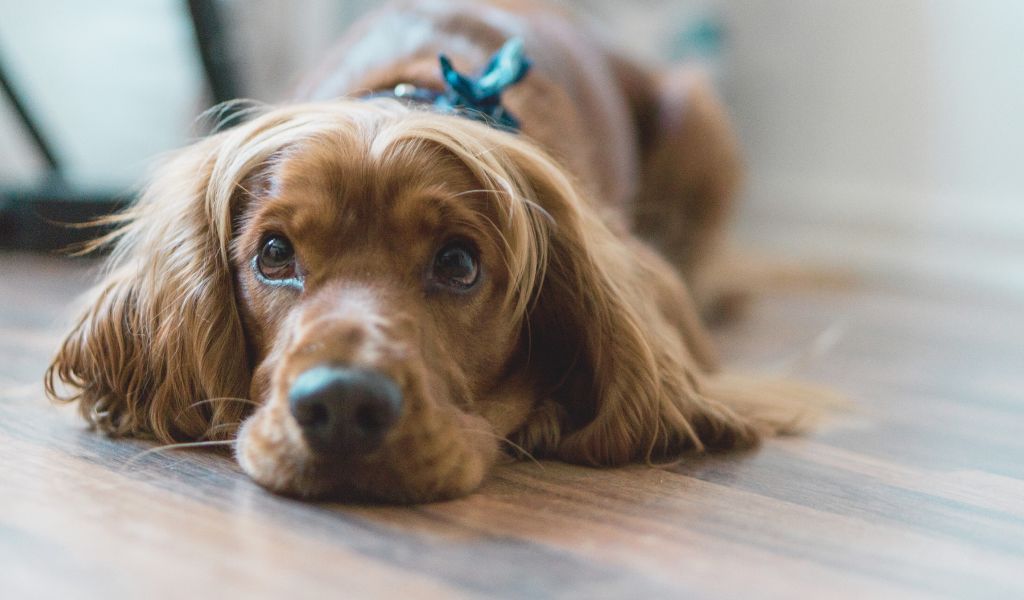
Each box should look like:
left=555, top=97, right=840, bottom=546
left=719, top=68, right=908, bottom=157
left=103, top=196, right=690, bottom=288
left=48, top=100, right=760, bottom=502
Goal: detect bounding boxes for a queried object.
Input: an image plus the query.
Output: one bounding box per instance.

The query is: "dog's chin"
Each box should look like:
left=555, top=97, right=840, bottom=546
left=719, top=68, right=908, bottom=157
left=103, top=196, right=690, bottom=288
left=234, top=407, right=501, bottom=504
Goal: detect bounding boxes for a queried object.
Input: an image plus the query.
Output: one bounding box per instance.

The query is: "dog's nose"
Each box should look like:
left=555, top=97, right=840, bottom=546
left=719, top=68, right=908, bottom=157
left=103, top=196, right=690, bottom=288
left=288, top=366, right=402, bottom=456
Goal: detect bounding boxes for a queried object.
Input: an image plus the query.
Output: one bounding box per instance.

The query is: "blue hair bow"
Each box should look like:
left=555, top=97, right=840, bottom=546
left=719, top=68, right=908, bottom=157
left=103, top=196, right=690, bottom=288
left=436, top=37, right=532, bottom=131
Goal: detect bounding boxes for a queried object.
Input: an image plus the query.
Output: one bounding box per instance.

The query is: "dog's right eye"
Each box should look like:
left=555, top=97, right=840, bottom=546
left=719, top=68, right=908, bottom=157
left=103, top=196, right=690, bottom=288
left=256, top=235, right=298, bottom=282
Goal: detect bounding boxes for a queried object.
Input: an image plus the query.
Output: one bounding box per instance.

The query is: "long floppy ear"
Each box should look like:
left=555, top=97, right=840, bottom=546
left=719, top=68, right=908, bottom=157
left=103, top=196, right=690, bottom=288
left=45, top=135, right=252, bottom=443
left=508, top=143, right=813, bottom=466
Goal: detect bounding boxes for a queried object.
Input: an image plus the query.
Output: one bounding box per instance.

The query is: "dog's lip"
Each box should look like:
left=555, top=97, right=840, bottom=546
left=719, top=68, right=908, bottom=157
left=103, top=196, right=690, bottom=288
left=243, top=453, right=431, bottom=504
left=234, top=410, right=411, bottom=501
left=236, top=422, right=490, bottom=504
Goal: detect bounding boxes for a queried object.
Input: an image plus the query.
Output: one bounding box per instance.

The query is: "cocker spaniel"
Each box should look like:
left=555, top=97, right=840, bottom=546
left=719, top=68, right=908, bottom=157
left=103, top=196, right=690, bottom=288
left=47, top=0, right=818, bottom=502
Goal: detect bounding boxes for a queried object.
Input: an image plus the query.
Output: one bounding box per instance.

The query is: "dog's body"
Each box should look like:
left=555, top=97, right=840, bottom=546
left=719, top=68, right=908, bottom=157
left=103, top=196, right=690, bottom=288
left=48, top=0, right=815, bottom=502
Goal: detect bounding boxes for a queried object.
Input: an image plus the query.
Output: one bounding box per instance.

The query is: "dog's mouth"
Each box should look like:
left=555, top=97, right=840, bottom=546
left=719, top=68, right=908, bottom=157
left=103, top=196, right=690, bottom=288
left=234, top=363, right=500, bottom=503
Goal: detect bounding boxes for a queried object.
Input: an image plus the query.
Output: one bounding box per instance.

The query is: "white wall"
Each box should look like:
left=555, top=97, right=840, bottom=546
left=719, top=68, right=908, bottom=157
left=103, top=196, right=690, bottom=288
left=721, top=1, right=1024, bottom=232
left=715, top=0, right=1024, bottom=296
left=1, top=1, right=1021, bottom=293
left=0, top=0, right=205, bottom=190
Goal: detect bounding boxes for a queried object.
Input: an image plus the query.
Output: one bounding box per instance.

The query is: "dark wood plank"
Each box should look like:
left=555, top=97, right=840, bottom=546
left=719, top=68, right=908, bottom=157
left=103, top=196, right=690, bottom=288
left=1, top=250, right=1021, bottom=599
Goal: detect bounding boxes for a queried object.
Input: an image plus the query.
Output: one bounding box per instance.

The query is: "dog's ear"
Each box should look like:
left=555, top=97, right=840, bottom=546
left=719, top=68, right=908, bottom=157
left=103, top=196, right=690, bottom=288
left=46, top=136, right=252, bottom=442
left=505, top=143, right=804, bottom=465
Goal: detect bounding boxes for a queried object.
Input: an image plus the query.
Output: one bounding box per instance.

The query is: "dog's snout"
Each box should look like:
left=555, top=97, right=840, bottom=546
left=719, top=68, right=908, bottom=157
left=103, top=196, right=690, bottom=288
left=288, top=366, right=402, bottom=456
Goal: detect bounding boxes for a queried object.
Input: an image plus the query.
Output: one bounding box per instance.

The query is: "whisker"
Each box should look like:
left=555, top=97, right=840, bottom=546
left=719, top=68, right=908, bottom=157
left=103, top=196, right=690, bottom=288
left=208, top=421, right=240, bottom=431
left=173, top=396, right=259, bottom=423
left=122, top=440, right=235, bottom=470
left=766, top=320, right=848, bottom=375
left=449, top=187, right=514, bottom=199
left=186, top=397, right=260, bottom=410
left=463, top=427, right=544, bottom=470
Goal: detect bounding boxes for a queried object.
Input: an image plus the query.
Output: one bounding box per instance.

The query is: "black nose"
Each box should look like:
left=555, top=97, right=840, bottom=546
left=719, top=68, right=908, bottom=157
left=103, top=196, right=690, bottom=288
left=288, top=366, right=402, bottom=456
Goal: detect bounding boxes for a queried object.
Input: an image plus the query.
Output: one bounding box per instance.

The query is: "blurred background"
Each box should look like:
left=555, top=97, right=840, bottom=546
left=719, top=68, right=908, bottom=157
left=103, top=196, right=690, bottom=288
left=0, top=0, right=1021, bottom=298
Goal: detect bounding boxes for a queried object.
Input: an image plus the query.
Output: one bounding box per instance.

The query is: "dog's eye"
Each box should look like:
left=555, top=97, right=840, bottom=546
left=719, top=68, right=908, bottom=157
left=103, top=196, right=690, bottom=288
left=431, top=240, right=479, bottom=289
left=257, top=235, right=298, bottom=281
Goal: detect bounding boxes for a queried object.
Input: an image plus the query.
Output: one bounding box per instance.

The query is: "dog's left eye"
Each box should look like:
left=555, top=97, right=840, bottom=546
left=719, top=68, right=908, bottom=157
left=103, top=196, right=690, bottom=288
left=257, top=235, right=298, bottom=281
left=431, top=240, right=480, bottom=289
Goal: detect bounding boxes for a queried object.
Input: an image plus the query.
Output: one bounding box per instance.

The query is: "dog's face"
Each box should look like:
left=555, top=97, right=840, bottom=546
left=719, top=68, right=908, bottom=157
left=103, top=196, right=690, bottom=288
left=232, top=128, right=540, bottom=500
left=48, top=101, right=768, bottom=503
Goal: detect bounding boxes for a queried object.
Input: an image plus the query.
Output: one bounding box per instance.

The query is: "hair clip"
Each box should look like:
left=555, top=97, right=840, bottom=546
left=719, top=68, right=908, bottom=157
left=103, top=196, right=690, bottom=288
left=437, top=37, right=532, bottom=131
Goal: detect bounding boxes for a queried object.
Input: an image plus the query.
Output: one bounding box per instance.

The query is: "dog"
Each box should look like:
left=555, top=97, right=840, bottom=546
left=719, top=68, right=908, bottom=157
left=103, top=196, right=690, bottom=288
left=47, top=0, right=817, bottom=502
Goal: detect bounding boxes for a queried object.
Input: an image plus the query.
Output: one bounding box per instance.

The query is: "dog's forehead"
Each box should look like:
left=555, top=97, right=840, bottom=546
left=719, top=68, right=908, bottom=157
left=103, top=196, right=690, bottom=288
left=256, top=133, right=487, bottom=249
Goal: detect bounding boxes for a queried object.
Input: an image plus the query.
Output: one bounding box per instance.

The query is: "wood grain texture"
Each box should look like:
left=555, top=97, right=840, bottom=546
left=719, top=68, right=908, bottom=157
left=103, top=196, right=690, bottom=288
left=1, top=250, right=1022, bottom=599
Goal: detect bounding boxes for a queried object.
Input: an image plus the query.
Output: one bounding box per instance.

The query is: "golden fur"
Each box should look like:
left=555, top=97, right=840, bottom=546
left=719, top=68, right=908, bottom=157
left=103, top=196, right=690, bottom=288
left=47, top=1, right=821, bottom=503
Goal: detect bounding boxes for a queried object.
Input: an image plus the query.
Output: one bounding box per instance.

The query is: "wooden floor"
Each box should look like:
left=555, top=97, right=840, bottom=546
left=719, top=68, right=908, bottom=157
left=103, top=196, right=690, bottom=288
left=1, top=249, right=1022, bottom=599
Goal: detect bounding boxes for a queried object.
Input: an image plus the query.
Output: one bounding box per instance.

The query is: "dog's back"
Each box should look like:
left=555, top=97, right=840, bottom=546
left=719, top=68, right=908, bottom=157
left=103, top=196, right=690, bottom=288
left=295, top=0, right=640, bottom=214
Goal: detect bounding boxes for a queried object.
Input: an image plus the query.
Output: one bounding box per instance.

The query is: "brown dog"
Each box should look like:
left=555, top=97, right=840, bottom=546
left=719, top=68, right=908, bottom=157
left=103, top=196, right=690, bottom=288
left=47, top=0, right=815, bottom=502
